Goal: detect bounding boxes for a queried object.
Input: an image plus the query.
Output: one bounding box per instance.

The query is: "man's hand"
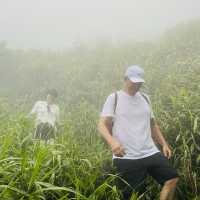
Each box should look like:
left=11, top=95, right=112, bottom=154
left=98, top=117, right=125, bottom=157
left=162, top=144, right=172, bottom=159
left=110, top=138, right=126, bottom=157
left=151, top=123, right=172, bottom=159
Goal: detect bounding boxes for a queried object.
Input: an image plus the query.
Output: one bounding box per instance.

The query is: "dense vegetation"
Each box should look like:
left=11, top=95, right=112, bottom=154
left=0, top=19, right=200, bottom=199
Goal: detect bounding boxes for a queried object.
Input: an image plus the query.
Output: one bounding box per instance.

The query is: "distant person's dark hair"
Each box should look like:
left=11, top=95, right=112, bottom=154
left=47, top=89, right=58, bottom=98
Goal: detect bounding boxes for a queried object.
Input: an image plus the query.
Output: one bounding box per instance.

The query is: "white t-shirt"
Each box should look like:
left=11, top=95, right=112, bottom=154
left=101, top=90, right=159, bottom=159
left=30, top=101, right=60, bottom=127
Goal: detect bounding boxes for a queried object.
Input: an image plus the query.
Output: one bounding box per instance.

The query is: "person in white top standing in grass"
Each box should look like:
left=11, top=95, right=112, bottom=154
left=98, top=65, right=179, bottom=200
left=29, top=89, right=60, bottom=142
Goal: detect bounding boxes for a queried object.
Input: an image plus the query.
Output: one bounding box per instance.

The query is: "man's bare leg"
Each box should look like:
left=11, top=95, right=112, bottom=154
left=160, top=178, right=179, bottom=200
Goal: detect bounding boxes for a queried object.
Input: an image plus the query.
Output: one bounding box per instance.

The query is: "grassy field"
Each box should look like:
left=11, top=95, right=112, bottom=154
left=0, top=20, right=200, bottom=199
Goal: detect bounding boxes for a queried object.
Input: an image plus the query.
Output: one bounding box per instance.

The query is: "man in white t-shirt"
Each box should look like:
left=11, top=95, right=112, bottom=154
left=30, top=89, right=60, bottom=141
left=98, top=65, right=178, bottom=200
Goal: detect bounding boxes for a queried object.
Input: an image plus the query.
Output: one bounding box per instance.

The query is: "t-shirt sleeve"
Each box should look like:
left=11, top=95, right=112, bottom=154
left=100, top=93, right=116, bottom=117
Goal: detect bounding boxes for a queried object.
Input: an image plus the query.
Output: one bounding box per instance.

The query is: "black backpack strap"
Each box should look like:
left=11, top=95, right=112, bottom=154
left=111, top=92, right=118, bottom=132
left=113, top=92, right=118, bottom=115
left=141, top=93, right=150, bottom=105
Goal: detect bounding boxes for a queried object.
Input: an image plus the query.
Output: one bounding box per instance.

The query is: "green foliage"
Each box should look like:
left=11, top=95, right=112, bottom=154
left=0, top=19, right=200, bottom=199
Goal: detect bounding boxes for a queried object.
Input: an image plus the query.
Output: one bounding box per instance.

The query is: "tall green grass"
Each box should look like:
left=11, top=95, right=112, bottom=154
left=0, top=19, right=200, bottom=199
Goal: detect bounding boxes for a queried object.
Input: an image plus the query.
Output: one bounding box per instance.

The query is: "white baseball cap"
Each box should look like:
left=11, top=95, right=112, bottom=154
left=125, top=65, right=145, bottom=83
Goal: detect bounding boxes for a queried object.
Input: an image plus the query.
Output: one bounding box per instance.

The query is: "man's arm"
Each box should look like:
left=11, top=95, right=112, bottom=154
left=151, top=121, right=172, bottom=159
left=98, top=117, right=125, bottom=157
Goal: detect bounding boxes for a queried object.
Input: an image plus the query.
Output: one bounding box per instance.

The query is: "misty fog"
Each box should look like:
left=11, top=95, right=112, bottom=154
left=0, top=1, right=200, bottom=199
left=0, top=0, right=200, bottom=49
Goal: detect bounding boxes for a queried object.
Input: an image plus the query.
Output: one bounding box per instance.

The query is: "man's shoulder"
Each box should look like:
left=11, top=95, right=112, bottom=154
left=106, top=92, right=114, bottom=99
left=139, top=91, right=150, bottom=98
left=105, top=91, right=120, bottom=103
left=139, top=92, right=152, bottom=104
left=108, top=90, right=121, bottom=98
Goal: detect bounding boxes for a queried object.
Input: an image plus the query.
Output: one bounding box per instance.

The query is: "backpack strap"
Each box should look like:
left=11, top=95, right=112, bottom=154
left=111, top=92, right=118, bottom=133
left=141, top=93, right=150, bottom=105
left=113, top=92, right=118, bottom=115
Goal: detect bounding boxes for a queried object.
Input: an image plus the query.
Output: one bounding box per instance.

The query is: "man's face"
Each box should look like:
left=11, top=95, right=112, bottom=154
left=126, top=79, right=143, bottom=92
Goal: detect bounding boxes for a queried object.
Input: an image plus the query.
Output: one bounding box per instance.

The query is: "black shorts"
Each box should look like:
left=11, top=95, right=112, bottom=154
left=113, top=152, right=178, bottom=195
left=34, top=123, right=55, bottom=140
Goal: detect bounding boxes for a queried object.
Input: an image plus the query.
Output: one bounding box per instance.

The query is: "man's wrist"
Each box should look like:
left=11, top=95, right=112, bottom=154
left=108, top=138, right=116, bottom=148
left=105, top=134, right=114, bottom=146
left=161, top=142, right=169, bottom=147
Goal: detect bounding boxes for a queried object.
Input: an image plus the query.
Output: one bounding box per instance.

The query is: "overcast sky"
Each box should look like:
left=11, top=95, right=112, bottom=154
left=0, top=0, right=200, bottom=49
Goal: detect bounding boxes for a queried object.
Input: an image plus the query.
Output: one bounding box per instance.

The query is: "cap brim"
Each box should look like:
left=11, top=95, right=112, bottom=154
left=129, top=77, right=145, bottom=83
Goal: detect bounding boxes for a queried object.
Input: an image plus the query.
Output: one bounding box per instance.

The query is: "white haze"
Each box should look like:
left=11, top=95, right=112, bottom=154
left=0, top=0, right=200, bottom=49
